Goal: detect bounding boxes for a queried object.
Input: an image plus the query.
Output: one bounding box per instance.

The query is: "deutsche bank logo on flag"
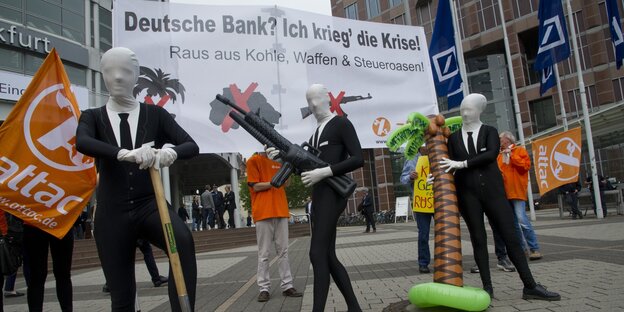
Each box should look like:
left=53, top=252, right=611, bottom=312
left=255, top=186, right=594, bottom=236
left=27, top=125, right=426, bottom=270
left=429, top=0, right=463, bottom=109
left=432, top=46, right=459, bottom=82
left=534, top=0, right=570, bottom=71
left=606, top=0, right=624, bottom=69
left=540, top=65, right=556, bottom=95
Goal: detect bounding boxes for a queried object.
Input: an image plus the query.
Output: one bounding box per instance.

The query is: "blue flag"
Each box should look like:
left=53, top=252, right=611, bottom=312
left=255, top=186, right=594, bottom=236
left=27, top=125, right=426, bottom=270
left=534, top=0, right=570, bottom=71
left=539, top=65, right=556, bottom=95
left=429, top=0, right=463, bottom=109
left=606, top=0, right=624, bottom=69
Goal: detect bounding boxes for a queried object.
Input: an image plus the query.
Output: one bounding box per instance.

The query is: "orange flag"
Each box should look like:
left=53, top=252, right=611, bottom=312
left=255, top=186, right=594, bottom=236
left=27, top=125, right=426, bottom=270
left=0, top=48, right=96, bottom=239
left=531, top=127, right=582, bottom=195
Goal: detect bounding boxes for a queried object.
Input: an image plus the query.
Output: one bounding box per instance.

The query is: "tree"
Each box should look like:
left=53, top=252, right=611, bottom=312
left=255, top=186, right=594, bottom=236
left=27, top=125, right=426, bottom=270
left=132, top=67, right=186, bottom=107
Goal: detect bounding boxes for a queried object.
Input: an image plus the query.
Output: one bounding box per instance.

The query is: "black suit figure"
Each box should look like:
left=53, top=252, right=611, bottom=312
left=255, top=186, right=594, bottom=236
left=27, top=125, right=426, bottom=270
left=75, top=47, right=198, bottom=311
left=299, top=84, right=363, bottom=311
left=441, top=93, right=559, bottom=301
left=224, top=186, right=236, bottom=228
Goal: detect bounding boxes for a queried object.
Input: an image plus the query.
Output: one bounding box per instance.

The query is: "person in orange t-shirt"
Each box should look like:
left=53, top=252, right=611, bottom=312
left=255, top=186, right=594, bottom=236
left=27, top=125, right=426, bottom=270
left=497, top=131, right=542, bottom=261
left=246, top=151, right=302, bottom=302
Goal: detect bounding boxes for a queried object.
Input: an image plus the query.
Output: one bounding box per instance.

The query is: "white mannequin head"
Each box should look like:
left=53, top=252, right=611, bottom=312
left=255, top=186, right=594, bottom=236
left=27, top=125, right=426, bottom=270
left=101, top=47, right=140, bottom=112
left=460, top=93, right=487, bottom=128
left=306, top=84, right=333, bottom=124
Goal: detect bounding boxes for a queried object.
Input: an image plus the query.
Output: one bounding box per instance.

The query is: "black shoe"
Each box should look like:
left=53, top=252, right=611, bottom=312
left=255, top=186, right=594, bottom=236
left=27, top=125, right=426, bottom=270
left=522, top=284, right=561, bottom=301
left=257, top=291, right=270, bottom=302
left=496, top=258, right=516, bottom=272
left=470, top=265, right=480, bottom=273
left=102, top=284, right=110, bottom=293
left=4, top=291, right=25, bottom=298
left=153, top=275, right=168, bottom=287
left=282, top=288, right=303, bottom=297
left=419, top=265, right=430, bottom=273
left=483, top=285, right=494, bottom=298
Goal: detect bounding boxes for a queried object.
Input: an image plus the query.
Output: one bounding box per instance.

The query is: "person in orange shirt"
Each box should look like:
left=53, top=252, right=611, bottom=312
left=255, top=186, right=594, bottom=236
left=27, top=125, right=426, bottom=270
left=246, top=151, right=302, bottom=303
left=497, top=131, right=542, bottom=260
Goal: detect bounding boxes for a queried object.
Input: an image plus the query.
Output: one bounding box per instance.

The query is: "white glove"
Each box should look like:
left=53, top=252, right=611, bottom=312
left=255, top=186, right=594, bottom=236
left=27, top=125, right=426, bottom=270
left=426, top=173, right=434, bottom=185
left=301, top=167, right=333, bottom=187
left=154, top=147, right=177, bottom=168
left=117, top=145, right=156, bottom=170
left=439, top=158, right=467, bottom=173
left=264, top=145, right=281, bottom=160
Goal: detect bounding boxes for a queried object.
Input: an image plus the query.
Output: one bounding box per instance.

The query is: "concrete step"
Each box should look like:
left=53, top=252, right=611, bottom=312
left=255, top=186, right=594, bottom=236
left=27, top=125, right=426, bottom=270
left=49, top=223, right=311, bottom=271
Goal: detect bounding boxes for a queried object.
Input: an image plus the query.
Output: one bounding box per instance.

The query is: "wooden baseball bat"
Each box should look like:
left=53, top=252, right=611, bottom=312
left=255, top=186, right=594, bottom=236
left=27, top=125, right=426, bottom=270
left=149, top=167, right=192, bottom=312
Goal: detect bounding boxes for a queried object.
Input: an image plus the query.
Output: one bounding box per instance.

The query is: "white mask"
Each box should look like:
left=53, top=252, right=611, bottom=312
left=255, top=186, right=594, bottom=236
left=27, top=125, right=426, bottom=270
left=305, top=84, right=333, bottom=124
left=101, top=47, right=140, bottom=112
left=460, top=93, right=486, bottom=128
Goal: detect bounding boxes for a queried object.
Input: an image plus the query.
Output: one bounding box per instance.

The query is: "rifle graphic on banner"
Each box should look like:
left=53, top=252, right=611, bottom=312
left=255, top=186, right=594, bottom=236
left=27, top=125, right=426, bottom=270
left=300, top=93, right=372, bottom=119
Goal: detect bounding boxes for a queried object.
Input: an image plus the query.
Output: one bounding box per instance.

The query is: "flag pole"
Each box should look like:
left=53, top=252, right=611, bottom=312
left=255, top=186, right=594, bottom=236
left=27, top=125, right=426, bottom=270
left=553, top=65, right=568, bottom=131
left=564, top=0, right=604, bottom=218
left=450, top=0, right=470, bottom=96
left=497, top=0, right=537, bottom=220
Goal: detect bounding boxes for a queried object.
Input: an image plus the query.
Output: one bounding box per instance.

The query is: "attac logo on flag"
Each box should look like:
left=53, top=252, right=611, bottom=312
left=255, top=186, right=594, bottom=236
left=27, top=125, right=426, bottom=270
left=0, top=48, right=96, bottom=239
left=429, top=0, right=463, bottom=109
left=534, top=0, right=570, bottom=71
left=606, top=0, right=624, bottom=68
left=532, top=127, right=582, bottom=195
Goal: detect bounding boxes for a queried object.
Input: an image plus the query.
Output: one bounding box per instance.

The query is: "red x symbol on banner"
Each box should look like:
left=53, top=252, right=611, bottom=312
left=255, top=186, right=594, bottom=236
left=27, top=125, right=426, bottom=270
left=221, top=82, right=258, bottom=132
left=329, top=91, right=346, bottom=116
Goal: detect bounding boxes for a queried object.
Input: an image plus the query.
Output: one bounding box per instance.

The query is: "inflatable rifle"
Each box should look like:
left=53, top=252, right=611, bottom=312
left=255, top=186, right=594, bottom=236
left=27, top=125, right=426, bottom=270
left=215, top=94, right=357, bottom=198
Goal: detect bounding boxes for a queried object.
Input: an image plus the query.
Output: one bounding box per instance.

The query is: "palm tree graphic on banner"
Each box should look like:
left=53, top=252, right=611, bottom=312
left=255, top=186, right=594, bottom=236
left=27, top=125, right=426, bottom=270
left=133, top=67, right=186, bottom=107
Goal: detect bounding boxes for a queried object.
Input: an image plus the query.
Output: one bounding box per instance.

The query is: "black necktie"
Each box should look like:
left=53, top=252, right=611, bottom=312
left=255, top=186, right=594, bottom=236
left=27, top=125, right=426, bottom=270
left=467, top=131, right=477, bottom=156
left=119, top=113, right=133, bottom=149
left=313, top=126, right=320, bottom=148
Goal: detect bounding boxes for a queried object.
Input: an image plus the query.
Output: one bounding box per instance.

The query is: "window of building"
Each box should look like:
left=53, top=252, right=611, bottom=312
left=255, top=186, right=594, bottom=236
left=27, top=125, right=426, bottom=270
left=0, top=47, right=23, bottom=72
left=567, top=85, right=598, bottom=118
left=561, top=11, right=591, bottom=74
left=389, top=0, right=402, bottom=8
left=529, top=97, right=556, bottom=133
left=99, top=8, right=112, bottom=52
left=512, top=0, right=538, bottom=19
left=415, top=2, right=434, bottom=36
left=366, top=0, right=380, bottom=19
left=517, top=28, right=540, bottom=87
left=64, top=61, right=86, bottom=86
left=612, top=77, right=624, bottom=103
left=345, top=2, right=358, bottom=20
left=0, top=0, right=23, bottom=23
left=390, top=14, right=405, bottom=25
left=24, top=0, right=85, bottom=43
left=477, top=0, right=500, bottom=31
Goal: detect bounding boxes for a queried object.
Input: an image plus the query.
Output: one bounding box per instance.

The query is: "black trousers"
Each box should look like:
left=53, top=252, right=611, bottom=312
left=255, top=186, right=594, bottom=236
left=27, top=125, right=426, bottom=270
left=457, top=189, right=536, bottom=290
left=95, top=198, right=196, bottom=312
left=227, top=208, right=236, bottom=228
left=23, top=226, right=74, bottom=312
left=137, top=239, right=160, bottom=282
left=310, top=182, right=361, bottom=312
left=216, top=208, right=226, bottom=229
left=362, top=209, right=375, bottom=231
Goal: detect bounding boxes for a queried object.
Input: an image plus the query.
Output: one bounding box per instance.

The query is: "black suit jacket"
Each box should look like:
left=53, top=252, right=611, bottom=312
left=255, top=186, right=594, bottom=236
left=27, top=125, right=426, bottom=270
left=447, top=125, right=505, bottom=196
left=76, top=104, right=198, bottom=206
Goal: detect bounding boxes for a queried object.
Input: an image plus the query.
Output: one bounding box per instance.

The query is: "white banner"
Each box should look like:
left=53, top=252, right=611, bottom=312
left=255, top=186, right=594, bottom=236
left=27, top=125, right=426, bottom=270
left=113, top=1, right=438, bottom=156
left=0, top=71, right=89, bottom=113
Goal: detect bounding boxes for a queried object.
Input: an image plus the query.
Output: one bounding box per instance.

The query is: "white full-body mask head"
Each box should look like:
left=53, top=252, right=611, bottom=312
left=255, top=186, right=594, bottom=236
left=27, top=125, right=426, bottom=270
left=306, top=83, right=334, bottom=125
left=459, top=93, right=487, bottom=131
left=101, top=47, right=140, bottom=113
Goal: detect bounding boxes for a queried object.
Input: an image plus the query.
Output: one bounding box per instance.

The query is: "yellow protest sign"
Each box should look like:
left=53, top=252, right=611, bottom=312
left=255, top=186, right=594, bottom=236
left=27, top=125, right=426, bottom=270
left=412, top=156, right=434, bottom=213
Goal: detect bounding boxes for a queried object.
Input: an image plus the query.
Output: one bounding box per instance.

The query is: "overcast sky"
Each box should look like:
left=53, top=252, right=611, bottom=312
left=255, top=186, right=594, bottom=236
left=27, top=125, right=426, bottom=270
left=169, top=0, right=332, bottom=15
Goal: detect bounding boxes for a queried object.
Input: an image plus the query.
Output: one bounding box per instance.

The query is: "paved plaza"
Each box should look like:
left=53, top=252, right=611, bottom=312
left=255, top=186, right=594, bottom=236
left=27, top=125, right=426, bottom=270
left=3, top=208, right=624, bottom=311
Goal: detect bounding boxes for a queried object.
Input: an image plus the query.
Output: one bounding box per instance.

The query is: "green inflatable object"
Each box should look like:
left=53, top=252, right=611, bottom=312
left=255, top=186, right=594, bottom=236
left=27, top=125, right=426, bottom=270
left=408, top=282, right=491, bottom=311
